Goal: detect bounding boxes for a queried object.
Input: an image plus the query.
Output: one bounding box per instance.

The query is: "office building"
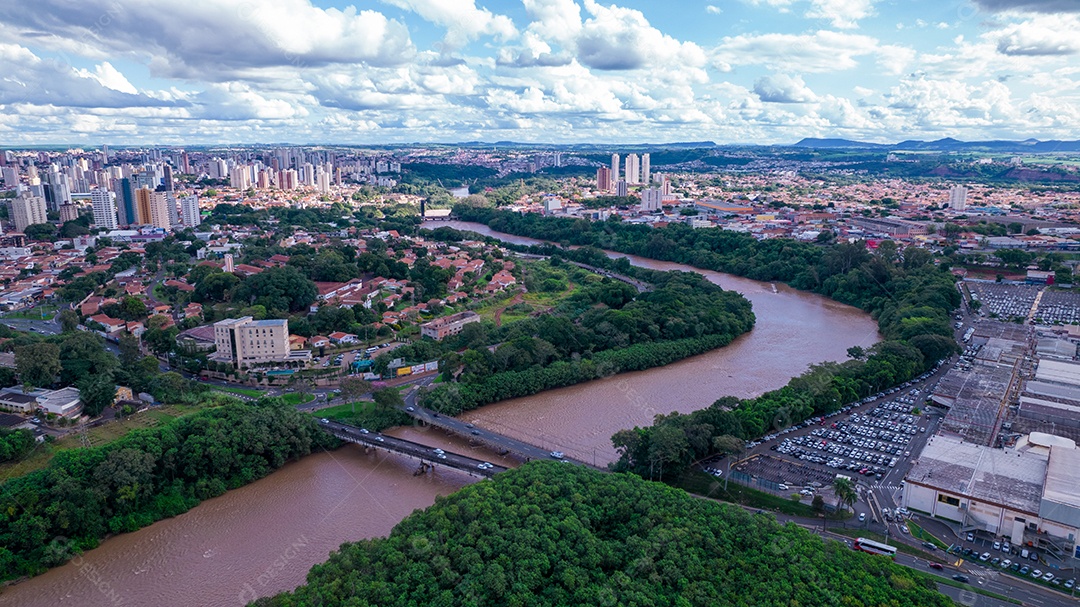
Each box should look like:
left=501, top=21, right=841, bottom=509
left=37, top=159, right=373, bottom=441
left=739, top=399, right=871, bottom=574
left=91, top=188, right=118, bottom=229
left=180, top=195, right=201, bottom=228
left=949, top=185, right=968, bottom=211
left=421, top=311, right=481, bottom=341
left=213, top=316, right=303, bottom=368
left=117, top=177, right=137, bottom=226
left=11, top=194, right=47, bottom=233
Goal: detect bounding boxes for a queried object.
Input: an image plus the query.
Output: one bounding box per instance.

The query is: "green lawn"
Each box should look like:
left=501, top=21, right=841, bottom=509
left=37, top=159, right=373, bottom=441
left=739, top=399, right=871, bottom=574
left=5, top=304, right=58, bottom=320
left=827, top=527, right=941, bottom=561
left=671, top=469, right=821, bottom=518
left=214, top=385, right=264, bottom=398
left=907, top=521, right=949, bottom=550
left=281, top=392, right=316, bottom=406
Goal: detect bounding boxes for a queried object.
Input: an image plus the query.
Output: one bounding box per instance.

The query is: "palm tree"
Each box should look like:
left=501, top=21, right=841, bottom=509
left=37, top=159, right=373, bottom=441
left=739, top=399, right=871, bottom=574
left=833, top=476, right=857, bottom=519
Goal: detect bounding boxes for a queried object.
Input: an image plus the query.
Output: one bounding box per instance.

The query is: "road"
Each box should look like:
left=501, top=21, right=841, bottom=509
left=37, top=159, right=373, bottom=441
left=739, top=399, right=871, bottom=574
left=3, top=317, right=61, bottom=336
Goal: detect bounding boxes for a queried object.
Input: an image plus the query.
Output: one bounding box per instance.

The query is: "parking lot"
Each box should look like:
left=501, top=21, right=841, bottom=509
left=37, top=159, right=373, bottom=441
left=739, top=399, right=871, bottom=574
left=967, top=282, right=1040, bottom=320
left=1034, top=290, right=1080, bottom=325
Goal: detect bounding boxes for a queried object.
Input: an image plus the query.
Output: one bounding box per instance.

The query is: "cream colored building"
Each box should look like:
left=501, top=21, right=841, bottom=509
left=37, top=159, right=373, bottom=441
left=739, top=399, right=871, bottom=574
left=213, top=316, right=308, bottom=368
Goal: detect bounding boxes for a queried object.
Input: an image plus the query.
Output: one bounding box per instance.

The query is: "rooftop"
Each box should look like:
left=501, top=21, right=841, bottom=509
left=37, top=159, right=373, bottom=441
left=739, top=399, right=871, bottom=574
left=907, top=434, right=1047, bottom=514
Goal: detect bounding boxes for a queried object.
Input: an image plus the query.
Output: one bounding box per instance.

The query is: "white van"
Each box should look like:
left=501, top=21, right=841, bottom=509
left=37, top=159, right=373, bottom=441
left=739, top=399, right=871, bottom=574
left=1021, top=548, right=1030, bottom=560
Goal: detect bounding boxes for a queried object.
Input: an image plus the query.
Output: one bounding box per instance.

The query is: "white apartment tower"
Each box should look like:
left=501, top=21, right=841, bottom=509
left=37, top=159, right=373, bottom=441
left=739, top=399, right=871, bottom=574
left=90, top=188, right=118, bottom=230
left=626, top=154, right=640, bottom=184
left=640, top=188, right=662, bottom=212
left=642, top=153, right=650, bottom=184
left=180, top=195, right=201, bottom=227
left=148, top=191, right=174, bottom=230
left=12, top=194, right=47, bottom=233
left=611, top=154, right=620, bottom=182
left=230, top=166, right=251, bottom=191
left=949, top=185, right=968, bottom=211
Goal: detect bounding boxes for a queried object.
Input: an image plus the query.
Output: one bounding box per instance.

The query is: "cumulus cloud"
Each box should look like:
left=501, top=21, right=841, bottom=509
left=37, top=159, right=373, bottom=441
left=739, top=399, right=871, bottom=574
left=574, top=0, right=706, bottom=71
left=0, top=43, right=177, bottom=108
left=523, top=0, right=582, bottom=46
left=804, top=0, right=876, bottom=29
left=714, top=30, right=884, bottom=73
left=0, top=0, right=415, bottom=79
left=381, top=0, right=516, bottom=49
left=994, top=16, right=1080, bottom=55
left=754, top=74, right=817, bottom=103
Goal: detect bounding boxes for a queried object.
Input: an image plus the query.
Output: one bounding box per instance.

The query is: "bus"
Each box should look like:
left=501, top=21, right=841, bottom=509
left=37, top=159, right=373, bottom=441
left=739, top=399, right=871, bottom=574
left=853, top=537, right=897, bottom=558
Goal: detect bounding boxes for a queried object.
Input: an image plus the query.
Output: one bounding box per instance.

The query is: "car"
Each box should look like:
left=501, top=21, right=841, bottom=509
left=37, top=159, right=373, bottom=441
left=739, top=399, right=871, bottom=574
left=1001, top=541, right=1011, bottom=553
left=1042, top=572, right=1055, bottom=582
left=1064, top=579, right=1075, bottom=589
left=979, top=552, right=990, bottom=562
left=929, top=562, right=944, bottom=570
left=1019, top=566, right=1030, bottom=576
left=992, top=541, right=1001, bottom=551
left=405, top=406, right=415, bottom=412
left=966, top=532, right=975, bottom=542
left=990, top=557, right=1000, bottom=566
left=899, top=525, right=908, bottom=534
left=374, top=436, right=385, bottom=442
left=858, top=513, right=866, bottom=522
left=359, top=428, right=369, bottom=434
left=1010, top=562, right=1020, bottom=572
left=433, top=448, right=445, bottom=454
left=30, top=417, right=40, bottom=423
left=471, top=430, right=480, bottom=435
left=952, top=574, right=969, bottom=583
left=466, top=423, right=474, bottom=428
left=1031, top=569, right=1043, bottom=578
left=922, top=542, right=937, bottom=551
left=437, top=453, right=446, bottom=459
left=1001, top=559, right=1011, bottom=569
left=550, top=451, right=564, bottom=459
left=1030, top=551, right=1039, bottom=562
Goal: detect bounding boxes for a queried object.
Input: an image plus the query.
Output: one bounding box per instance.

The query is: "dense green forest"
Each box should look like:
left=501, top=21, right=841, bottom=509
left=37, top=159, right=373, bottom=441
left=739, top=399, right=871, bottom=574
left=0, top=399, right=336, bottom=581
left=258, top=462, right=950, bottom=607
left=452, top=207, right=961, bottom=478
left=409, top=246, right=754, bottom=416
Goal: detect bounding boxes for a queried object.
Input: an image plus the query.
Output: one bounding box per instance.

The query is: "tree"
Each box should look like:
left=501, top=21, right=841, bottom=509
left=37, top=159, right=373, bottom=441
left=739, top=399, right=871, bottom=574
left=339, top=377, right=372, bottom=413
left=833, top=476, right=857, bottom=514
left=58, top=309, right=80, bottom=333
left=118, top=332, right=141, bottom=368
left=15, top=343, right=61, bottom=388
left=77, top=372, right=116, bottom=417
left=234, top=266, right=317, bottom=313
left=372, top=387, right=404, bottom=411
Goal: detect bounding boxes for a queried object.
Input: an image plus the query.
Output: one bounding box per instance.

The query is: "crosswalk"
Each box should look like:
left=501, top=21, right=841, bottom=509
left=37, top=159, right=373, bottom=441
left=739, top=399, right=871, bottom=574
left=872, top=484, right=903, bottom=491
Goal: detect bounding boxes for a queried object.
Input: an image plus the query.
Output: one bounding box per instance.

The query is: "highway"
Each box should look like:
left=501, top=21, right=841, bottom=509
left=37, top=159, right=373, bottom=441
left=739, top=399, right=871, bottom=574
left=319, top=419, right=507, bottom=478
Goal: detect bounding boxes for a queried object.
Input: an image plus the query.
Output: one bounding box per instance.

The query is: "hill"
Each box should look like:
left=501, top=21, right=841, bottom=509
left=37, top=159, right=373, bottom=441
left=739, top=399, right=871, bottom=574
left=257, top=462, right=951, bottom=607
left=794, top=137, right=1080, bottom=153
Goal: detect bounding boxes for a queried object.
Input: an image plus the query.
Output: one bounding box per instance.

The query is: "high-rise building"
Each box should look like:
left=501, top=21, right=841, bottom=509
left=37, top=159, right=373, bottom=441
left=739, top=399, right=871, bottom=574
left=59, top=204, right=79, bottom=223
left=11, top=194, right=47, bottom=233
left=0, top=166, right=17, bottom=187
left=615, top=179, right=628, bottom=197
left=180, top=195, right=201, bottom=228
left=611, top=154, right=620, bottom=182
left=596, top=166, right=612, bottom=192
left=117, top=177, right=137, bottom=226
left=302, top=163, right=315, bottom=187
left=642, top=153, right=650, bottom=184
left=134, top=187, right=153, bottom=225
left=626, top=154, right=640, bottom=184
left=281, top=169, right=298, bottom=190
left=162, top=165, right=174, bottom=191
left=147, top=191, right=173, bottom=230
left=640, top=188, right=662, bottom=212
left=316, top=170, right=331, bottom=193
left=180, top=152, right=191, bottom=174
left=91, top=188, right=118, bottom=229
left=949, top=185, right=968, bottom=211
left=230, top=166, right=251, bottom=191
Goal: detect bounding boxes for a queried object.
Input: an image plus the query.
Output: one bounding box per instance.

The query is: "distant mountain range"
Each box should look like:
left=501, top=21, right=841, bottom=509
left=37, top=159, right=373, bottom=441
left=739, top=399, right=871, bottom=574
left=791, top=137, right=1080, bottom=153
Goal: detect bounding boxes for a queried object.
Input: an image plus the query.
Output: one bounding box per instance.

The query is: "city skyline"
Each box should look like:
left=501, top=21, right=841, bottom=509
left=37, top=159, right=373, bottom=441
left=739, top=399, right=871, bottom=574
left=1, top=0, right=1079, bottom=145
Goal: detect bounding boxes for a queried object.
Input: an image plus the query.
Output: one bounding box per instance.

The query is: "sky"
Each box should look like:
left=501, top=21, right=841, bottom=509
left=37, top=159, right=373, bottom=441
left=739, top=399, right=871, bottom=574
left=1, top=0, right=1079, bottom=146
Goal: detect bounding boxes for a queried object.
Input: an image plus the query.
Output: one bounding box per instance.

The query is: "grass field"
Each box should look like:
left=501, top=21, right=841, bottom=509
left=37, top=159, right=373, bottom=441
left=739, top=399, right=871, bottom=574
left=5, top=304, right=58, bottom=320
left=827, top=527, right=941, bottom=561
left=281, top=392, right=315, bottom=406
left=907, top=521, right=949, bottom=550
left=318, top=401, right=376, bottom=420
left=672, top=469, right=823, bottom=518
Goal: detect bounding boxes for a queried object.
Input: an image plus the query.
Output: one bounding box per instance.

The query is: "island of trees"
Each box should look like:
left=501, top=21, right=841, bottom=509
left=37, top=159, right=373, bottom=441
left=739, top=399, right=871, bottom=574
left=257, top=462, right=951, bottom=607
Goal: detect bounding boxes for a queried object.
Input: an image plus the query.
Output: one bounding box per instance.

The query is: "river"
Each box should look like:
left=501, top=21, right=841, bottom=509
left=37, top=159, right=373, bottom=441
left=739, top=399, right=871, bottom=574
left=0, top=220, right=878, bottom=606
